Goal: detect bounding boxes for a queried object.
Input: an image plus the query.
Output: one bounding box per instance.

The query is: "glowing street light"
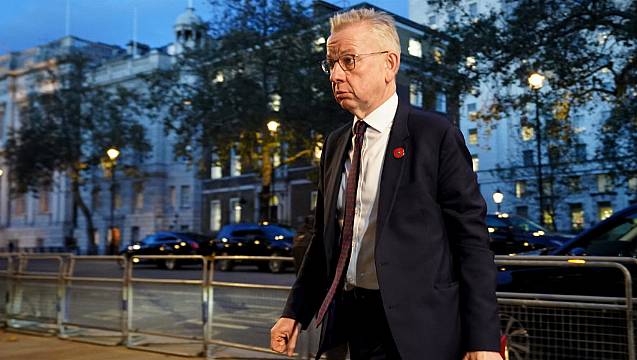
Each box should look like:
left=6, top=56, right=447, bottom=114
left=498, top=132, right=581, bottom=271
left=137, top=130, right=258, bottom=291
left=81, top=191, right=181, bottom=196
left=106, top=147, right=120, bottom=161
left=492, top=188, right=504, bottom=214
left=267, top=120, right=280, bottom=133
left=528, top=72, right=545, bottom=90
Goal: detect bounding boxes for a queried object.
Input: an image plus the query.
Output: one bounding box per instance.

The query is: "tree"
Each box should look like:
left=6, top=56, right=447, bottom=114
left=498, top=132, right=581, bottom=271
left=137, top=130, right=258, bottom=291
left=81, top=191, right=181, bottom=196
left=5, top=52, right=150, bottom=253
left=426, top=0, right=636, bottom=226
left=144, top=0, right=349, bottom=221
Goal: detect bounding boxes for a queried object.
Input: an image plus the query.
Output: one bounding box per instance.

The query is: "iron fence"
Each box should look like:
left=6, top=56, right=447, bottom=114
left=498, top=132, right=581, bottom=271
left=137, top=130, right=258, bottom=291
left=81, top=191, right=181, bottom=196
left=1, top=253, right=636, bottom=359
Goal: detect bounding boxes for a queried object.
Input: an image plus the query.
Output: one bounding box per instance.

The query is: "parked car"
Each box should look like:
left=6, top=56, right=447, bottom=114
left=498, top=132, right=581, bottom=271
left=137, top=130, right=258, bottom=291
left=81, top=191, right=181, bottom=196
left=497, top=204, right=637, bottom=296
left=496, top=205, right=637, bottom=360
left=213, top=223, right=295, bottom=273
left=120, top=231, right=216, bottom=270
left=486, top=213, right=573, bottom=255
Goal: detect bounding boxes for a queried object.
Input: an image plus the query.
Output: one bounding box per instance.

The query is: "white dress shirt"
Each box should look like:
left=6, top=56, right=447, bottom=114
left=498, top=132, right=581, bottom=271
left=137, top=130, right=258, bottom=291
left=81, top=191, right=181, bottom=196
left=337, top=93, right=398, bottom=290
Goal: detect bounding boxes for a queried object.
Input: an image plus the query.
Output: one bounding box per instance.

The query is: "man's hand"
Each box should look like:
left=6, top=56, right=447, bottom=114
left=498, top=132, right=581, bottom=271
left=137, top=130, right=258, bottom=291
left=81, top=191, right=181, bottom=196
left=270, top=317, right=300, bottom=356
left=463, top=351, right=503, bottom=360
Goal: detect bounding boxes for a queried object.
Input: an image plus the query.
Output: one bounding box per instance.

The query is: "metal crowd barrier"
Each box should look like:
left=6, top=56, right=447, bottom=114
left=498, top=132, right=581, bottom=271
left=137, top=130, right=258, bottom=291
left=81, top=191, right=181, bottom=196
left=3, top=253, right=637, bottom=359
left=59, top=255, right=127, bottom=345
left=0, top=253, right=300, bottom=358
left=495, top=255, right=636, bottom=360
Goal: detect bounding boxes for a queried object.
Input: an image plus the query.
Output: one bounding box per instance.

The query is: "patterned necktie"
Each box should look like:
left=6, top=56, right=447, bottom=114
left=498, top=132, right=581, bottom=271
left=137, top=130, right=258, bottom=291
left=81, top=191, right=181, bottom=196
left=316, top=120, right=367, bottom=326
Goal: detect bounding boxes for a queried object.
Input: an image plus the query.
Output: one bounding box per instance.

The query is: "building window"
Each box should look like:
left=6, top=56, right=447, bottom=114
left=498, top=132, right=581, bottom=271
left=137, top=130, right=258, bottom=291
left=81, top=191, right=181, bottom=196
left=467, top=102, right=477, bottom=120
left=597, top=174, right=613, bottom=193
left=548, top=145, right=560, bottom=164
left=269, top=93, right=281, bottom=112
left=521, top=125, right=534, bottom=141
left=543, top=209, right=554, bottom=229
left=469, top=2, right=478, bottom=17
left=114, top=185, right=122, bottom=209
left=629, top=177, right=637, bottom=193
left=91, top=188, right=101, bottom=211
left=575, top=143, right=587, bottom=161
left=180, top=185, right=191, bottom=208
left=229, top=198, right=242, bottom=224
left=210, top=152, right=222, bottom=179
left=409, top=81, right=423, bottom=108
left=38, top=188, right=49, bottom=213
left=408, top=38, right=422, bottom=58
left=598, top=201, right=613, bottom=221
left=523, top=150, right=534, bottom=167
left=209, top=200, right=221, bottom=232
left=542, top=180, right=553, bottom=197
left=468, top=128, right=478, bottom=145
left=515, top=181, right=526, bottom=198
left=435, top=92, right=446, bottom=113
left=169, top=186, right=176, bottom=208
left=432, top=47, right=444, bottom=64
left=570, top=203, right=585, bottom=232
left=131, top=226, right=140, bottom=243
left=568, top=176, right=581, bottom=192
left=133, top=183, right=144, bottom=210
left=448, top=10, right=457, bottom=23
left=515, top=206, right=528, bottom=218
left=471, top=154, right=479, bottom=172
left=14, top=194, right=26, bottom=216
left=311, top=190, right=318, bottom=211
left=230, top=147, right=242, bottom=177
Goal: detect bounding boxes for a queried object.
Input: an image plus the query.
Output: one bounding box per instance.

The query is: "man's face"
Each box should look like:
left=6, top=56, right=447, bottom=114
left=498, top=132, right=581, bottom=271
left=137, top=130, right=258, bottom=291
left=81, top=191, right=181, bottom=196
left=326, top=23, right=394, bottom=119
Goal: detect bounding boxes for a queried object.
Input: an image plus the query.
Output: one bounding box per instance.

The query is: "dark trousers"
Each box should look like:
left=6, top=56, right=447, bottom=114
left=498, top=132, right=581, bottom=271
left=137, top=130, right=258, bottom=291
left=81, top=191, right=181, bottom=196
left=342, top=287, right=401, bottom=360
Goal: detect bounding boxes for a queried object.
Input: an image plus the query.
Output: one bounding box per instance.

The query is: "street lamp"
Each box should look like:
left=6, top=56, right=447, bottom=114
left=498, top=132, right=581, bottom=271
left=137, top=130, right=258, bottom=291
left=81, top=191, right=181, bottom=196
left=492, top=188, right=504, bottom=214
left=261, top=121, right=280, bottom=223
left=107, top=147, right=120, bottom=255
left=267, top=120, right=280, bottom=133
left=528, top=72, right=546, bottom=226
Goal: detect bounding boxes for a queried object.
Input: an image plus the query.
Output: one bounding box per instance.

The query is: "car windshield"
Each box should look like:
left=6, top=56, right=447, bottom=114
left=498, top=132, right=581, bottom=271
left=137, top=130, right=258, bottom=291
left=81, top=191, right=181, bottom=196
left=140, top=235, right=157, bottom=244
left=509, top=216, right=547, bottom=232
left=568, top=211, right=637, bottom=256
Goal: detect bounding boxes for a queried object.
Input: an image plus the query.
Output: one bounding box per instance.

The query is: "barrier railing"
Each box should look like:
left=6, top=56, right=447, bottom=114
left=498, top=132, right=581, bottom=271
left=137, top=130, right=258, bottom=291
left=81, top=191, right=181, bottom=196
left=494, top=256, right=636, bottom=360
left=60, top=255, right=127, bottom=345
left=126, top=255, right=211, bottom=357
left=2, top=253, right=636, bottom=359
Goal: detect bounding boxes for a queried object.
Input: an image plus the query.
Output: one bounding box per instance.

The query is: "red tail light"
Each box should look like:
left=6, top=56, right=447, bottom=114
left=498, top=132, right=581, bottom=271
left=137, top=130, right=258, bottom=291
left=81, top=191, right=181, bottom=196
left=190, top=241, right=200, bottom=250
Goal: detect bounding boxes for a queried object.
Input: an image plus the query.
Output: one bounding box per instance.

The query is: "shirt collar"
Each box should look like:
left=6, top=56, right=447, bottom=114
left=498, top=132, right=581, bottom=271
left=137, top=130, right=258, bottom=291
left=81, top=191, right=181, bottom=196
left=353, top=93, right=398, bottom=134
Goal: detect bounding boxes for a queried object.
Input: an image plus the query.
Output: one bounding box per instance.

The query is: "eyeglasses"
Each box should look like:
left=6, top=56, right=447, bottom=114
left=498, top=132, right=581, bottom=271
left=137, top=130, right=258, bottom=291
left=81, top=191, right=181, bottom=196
left=320, top=51, right=389, bottom=74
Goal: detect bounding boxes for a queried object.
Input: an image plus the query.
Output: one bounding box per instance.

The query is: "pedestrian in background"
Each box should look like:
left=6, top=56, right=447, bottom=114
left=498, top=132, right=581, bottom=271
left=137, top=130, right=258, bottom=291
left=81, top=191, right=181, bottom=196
left=271, top=7, right=502, bottom=360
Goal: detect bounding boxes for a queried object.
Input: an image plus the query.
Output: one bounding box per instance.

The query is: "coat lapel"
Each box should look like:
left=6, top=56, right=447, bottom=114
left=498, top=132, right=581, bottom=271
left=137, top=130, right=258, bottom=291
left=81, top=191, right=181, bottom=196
left=375, top=99, right=410, bottom=243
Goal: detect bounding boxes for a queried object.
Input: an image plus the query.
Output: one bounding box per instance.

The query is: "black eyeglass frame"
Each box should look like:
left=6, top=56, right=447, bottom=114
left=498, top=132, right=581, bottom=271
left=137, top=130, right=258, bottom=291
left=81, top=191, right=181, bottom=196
left=320, top=51, right=389, bottom=74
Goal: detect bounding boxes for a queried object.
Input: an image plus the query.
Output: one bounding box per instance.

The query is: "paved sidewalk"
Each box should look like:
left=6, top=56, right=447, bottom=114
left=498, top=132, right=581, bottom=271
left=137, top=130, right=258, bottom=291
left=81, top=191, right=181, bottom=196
left=0, top=329, right=289, bottom=360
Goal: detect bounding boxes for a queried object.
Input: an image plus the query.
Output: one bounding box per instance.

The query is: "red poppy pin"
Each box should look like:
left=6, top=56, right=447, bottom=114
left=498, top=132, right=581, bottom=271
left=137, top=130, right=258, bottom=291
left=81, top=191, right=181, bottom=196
left=393, top=147, right=405, bottom=159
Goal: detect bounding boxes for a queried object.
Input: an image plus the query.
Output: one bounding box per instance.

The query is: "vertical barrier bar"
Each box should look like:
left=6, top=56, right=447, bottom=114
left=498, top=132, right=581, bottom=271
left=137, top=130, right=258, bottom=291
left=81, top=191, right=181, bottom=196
left=201, top=257, right=209, bottom=357
left=1, top=255, right=14, bottom=328
left=126, top=256, right=134, bottom=347
left=120, top=256, right=129, bottom=345
left=57, top=256, right=71, bottom=337
left=206, top=257, right=214, bottom=358
left=623, top=264, right=635, bottom=360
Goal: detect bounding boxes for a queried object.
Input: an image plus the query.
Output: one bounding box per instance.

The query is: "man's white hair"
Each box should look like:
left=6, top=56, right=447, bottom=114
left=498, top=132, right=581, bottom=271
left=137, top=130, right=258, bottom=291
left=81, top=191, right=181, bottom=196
left=330, top=8, right=401, bottom=55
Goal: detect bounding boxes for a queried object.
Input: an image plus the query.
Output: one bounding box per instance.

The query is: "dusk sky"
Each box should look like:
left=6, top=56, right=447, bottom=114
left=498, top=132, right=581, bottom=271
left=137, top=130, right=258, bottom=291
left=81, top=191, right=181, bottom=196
left=0, top=0, right=409, bottom=55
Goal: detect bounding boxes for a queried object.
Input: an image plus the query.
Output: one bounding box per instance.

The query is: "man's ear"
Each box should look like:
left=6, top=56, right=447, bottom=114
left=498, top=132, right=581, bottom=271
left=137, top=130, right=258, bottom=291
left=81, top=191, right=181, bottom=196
left=385, top=52, right=400, bottom=82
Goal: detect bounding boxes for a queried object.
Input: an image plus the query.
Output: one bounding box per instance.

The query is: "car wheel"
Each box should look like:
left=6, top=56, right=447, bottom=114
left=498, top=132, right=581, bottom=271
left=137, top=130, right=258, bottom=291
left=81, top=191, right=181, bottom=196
left=268, top=252, right=284, bottom=273
left=216, top=252, right=233, bottom=271
left=500, top=313, right=530, bottom=360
